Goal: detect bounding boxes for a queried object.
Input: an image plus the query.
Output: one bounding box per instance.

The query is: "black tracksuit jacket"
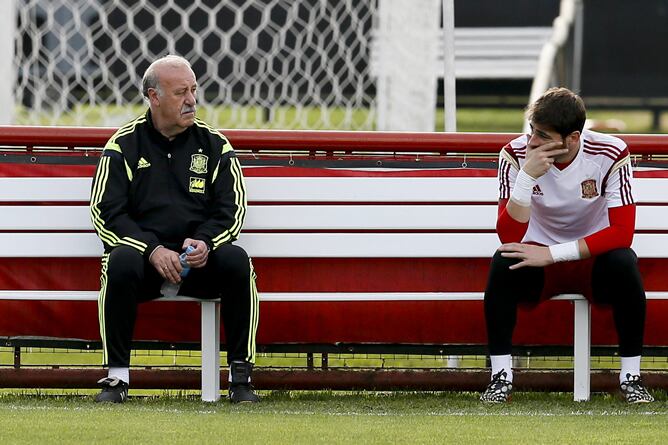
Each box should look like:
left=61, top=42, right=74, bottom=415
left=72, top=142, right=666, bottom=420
left=90, top=110, right=247, bottom=257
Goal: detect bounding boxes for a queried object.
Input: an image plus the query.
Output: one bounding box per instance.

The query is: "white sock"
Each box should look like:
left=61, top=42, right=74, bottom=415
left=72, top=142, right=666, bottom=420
left=620, top=356, right=641, bottom=383
left=108, top=367, right=130, bottom=384
left=490, top=354, right=513, bottom=382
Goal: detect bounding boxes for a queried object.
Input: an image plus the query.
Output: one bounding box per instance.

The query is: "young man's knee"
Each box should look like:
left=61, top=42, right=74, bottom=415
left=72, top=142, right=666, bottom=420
left=487, top=250, right=522, bottom=282
left=490, top=249, right=516, bottom=268
left=595, top=248, right=640, bottom=277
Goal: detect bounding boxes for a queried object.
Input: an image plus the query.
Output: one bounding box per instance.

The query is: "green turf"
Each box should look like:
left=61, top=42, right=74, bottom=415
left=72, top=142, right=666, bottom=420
left=0, top=391, right=666, bottom=444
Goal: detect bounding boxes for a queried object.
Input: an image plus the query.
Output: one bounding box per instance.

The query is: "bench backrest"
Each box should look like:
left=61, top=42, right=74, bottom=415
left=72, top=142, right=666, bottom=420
left=2, top=171, right=668, bottom=258
left=2, top=163, right=668, bottom=348
left=370, top=27, right=553, bottom=79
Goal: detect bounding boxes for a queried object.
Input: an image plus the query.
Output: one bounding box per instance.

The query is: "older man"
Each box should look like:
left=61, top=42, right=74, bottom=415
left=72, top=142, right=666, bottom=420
left=90, top=55, right=259, bottom=403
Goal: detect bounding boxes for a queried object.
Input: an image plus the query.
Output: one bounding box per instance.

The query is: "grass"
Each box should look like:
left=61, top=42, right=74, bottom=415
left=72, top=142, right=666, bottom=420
left=0, top=391, right=666, bottom=444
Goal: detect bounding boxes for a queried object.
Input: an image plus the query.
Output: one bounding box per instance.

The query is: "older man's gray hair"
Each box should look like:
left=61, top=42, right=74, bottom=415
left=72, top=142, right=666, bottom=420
left=141, top=55, right=192, bottom=99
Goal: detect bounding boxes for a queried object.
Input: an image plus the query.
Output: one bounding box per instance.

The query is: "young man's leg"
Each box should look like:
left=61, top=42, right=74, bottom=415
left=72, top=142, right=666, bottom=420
left=592, top=248, right=653, bottom=403
left=482, top=250, right=543, bottom=402
left=183, top=243, right=260, bottom=403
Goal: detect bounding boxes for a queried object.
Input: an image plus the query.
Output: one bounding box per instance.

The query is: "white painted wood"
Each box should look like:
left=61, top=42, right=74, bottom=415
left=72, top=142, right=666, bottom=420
left=226, top=233, right=499, bottom=258
left=0, top=206, right=92, bottom=230
left=573, top=298, right=591, bottom=402
left=3, top=290, right=667, bottom=303
left=3, top=176, right=668, bottom=203
left=200, top=300, right=221, bottom=402
left=0, top=232, right=500, bottom=258
left=246, top=177, right=499, bottom=202
left=5, top=232, right=668, bottom=259
left=371, top=26, right=552, bottom=79
left=0, top=177, right=92, bottom=201
left=1, top=176, right=499, bottom=202
left=5, top=204, right=668, bottom=231
left=635, top=206, right=668, bottom=230
left=260, top=292, right=486, bottom=301
left=0, top=205, right=498, bottom=231
left=234, top=205, right=498, bottom=230
left=0, top=290, right=216, bottom=302
left=0, top=233, right=104, bottom=257
left=633, top=177, right=668, bottom=203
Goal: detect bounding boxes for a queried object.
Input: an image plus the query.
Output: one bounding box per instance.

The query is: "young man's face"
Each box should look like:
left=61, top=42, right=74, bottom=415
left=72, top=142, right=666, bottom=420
left=528, top=122, right=564, bottom=149
left=150, top=64, right=197, bottom=137
left=528, top=122, right=580, bottom=155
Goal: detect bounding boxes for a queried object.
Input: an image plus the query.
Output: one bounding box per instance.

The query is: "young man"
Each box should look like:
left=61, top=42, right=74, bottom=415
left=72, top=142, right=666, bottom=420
left=90, top=55, right=259, bottom=403
left=481, top=87, right=653, bottom=404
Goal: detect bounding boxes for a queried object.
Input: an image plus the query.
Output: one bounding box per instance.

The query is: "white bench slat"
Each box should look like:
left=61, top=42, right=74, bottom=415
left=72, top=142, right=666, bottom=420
left=0, top=177, right=92, bottom=201
left=0, top=290, right=594, bottom=302
left=3, top=232, right=668, bottom=259
left=453, top=27, right=553, bottom=39
left=0, top=232, right=500, bottom=258
left=248, top=205, right=497, bottom=230
left=247, top=177, right=499, bottom=202
left=0, top=176, right=499, bottom=202
left=4, top=204, right=668, bottom=231
left=3, top=176, right=668, bottom=203
left=371, top=26, right=552, bottom=79
left=455, top=62, right=538, bottom=79
left=0, top=205, right=498, bottom=231
left=633, top=179, right=668, bottom=203
left=0, top=290, right=212, bottom=302
left=0, top=206, right=92, bottom=230
left=14, top=291, right=668, bottom=302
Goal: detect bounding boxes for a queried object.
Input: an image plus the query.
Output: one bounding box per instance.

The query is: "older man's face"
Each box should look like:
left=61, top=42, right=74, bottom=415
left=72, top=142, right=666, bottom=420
left=151, top=64, right=197, bottom=136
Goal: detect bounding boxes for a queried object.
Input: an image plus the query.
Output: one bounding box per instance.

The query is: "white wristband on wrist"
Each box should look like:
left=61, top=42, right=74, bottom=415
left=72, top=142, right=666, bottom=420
left=548, top=240, right=581, bottom=263
left=510, top=169, right=537, bottom=207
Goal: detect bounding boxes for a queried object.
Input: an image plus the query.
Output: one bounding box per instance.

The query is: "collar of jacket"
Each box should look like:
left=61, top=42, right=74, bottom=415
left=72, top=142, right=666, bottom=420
left=145, top=109, right=193, bottom=146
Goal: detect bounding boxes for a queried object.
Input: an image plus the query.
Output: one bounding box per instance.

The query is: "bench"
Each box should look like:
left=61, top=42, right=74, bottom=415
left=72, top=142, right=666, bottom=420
left=370, top=27, right=553, bottom=80
left=2, top=129, right=668, bottom=402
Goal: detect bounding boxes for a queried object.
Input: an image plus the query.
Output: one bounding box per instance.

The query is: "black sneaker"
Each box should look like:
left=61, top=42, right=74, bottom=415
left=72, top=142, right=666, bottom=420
left=229, top=361, right=260, bottom=404
left=620, top=373, right=654, bottom=404
left=480, top=369, right=513, bottom=403
left=94, top=377, right=129, bottom=403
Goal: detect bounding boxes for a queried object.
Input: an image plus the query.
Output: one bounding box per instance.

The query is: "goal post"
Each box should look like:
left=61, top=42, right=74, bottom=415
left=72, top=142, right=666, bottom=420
left=0, top=0, right=16, bottom=124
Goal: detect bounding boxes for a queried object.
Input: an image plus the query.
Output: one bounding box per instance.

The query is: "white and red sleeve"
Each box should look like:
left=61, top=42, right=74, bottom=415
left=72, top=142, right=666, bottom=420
left=584, top=204, right=635, bottom=256
left=496, top=199, right=529, bottom=243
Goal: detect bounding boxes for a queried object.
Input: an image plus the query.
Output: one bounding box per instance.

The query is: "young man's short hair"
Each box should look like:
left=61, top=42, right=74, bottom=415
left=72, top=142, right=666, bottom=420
left=526, top=87, right=586, bottom=138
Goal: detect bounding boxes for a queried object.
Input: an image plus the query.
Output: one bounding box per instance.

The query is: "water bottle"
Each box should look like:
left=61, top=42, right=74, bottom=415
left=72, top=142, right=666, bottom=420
left=160, top=246, right=195, bottom=297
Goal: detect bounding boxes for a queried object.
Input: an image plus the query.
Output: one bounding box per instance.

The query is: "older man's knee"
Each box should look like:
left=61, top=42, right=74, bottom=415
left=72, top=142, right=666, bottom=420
left=106, top=246, right=145, bottom=283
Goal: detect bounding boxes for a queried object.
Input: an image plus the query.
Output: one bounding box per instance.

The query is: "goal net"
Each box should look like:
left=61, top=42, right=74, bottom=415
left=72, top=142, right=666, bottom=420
left=12, top=0, right=377, bottom=129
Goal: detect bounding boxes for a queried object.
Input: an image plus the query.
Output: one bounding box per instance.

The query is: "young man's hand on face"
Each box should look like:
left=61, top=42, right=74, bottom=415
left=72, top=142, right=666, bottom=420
left=523, top=141, right=568, bottom=179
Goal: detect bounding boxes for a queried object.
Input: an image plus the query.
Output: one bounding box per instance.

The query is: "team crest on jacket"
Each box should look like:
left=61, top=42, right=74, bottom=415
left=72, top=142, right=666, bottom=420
left=190, top=153, right=208, bottom=174
left=580, top=179, right=599, bottom=199
left=189, top=177, right=205, bottom=194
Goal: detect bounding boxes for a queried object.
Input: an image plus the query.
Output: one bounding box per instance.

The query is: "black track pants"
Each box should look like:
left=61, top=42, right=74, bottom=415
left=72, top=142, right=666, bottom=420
left=98, top=244, right=259, bottom=367
left=484, top=248, right=646, bottom=357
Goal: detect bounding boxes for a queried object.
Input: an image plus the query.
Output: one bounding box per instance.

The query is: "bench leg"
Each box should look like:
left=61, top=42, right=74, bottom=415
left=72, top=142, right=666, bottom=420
left=573, top=298, right=591, bottom=402
left=200, top=300, right=221, bottom=402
